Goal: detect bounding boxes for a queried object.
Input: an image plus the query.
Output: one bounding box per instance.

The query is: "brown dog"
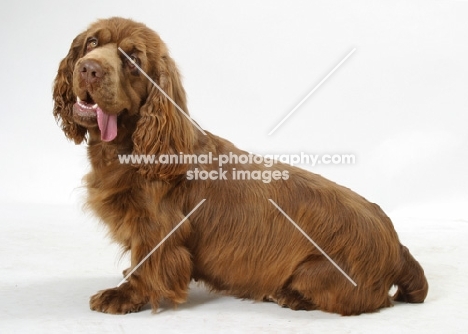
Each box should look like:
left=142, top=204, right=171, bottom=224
left=53, top=17, right=428, bottom=315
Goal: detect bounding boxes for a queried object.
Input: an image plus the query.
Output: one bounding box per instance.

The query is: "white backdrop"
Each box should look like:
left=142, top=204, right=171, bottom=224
left=1, top=1, right=468, bottom=332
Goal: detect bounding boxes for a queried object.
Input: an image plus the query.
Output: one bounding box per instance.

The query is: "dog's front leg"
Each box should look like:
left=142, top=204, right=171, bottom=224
left=90, top=213, right=193, bottom=314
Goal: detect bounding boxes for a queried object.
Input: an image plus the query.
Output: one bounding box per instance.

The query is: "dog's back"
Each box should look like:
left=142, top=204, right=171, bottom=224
left=183, top=137, right=428, bottom=315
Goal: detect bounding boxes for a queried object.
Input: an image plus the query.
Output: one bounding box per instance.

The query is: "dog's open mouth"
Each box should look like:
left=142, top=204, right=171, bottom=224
left=74, top=96, right=118, bottom=142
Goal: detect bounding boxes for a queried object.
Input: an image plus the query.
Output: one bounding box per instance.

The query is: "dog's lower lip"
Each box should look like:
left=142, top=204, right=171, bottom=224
left=74, top=100, right=97, bottom=117
left=77, top=96, right=98, bottom=109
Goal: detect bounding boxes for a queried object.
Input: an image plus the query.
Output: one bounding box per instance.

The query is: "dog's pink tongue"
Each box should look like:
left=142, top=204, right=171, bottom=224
left=96, top=107, right=117, bottom=142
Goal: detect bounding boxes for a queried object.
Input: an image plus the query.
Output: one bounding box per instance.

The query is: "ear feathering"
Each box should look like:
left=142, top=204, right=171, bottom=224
left=132, top=53, right=196, bottom=180
left=53, top=32, right=87, bottom=144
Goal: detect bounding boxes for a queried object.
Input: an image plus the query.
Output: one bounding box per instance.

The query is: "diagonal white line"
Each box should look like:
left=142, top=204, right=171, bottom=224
left=118, top=47, right=207, bottom=135
left=268, top=48, right=356, bottom=135
left=268, top=199, right=357, bottom=286
left=117, top=198, right=206, bottom=287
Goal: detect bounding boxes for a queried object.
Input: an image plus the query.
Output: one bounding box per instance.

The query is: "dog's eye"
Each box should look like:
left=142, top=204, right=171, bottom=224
left=86, top=38, right=98, bottom=52
left=127, top=55, right=139, bottom=70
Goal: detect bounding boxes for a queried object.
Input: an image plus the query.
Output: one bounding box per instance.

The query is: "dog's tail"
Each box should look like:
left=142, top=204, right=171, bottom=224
left=392, top=245, right=428, bottom=303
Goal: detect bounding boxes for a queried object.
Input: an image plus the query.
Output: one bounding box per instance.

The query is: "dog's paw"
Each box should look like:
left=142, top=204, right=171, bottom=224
left=90, top=286, right=148, bottom=314
left=267, top=290, right=316, bottom=311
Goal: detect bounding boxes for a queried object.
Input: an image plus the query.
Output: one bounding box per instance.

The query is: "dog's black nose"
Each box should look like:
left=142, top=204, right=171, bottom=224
left=80, top=59, right=103, bottom=84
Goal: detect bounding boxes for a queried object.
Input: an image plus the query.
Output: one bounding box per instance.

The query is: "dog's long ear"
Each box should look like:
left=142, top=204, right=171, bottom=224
left=132, top=53, right=196, bottom=181
left=53, top=32, right=87, bottom=144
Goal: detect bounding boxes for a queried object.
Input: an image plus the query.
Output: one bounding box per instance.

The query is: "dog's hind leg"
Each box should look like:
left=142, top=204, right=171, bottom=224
left=284, top=257, right=393, bottom=315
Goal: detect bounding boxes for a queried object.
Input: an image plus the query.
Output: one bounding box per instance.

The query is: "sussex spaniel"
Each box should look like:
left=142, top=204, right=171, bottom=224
left=53, top=17, right=428, bottom=315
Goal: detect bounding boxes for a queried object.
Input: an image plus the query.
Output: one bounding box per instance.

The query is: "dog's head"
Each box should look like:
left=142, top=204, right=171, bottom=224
left=53, top=17, right=195, bottom=179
